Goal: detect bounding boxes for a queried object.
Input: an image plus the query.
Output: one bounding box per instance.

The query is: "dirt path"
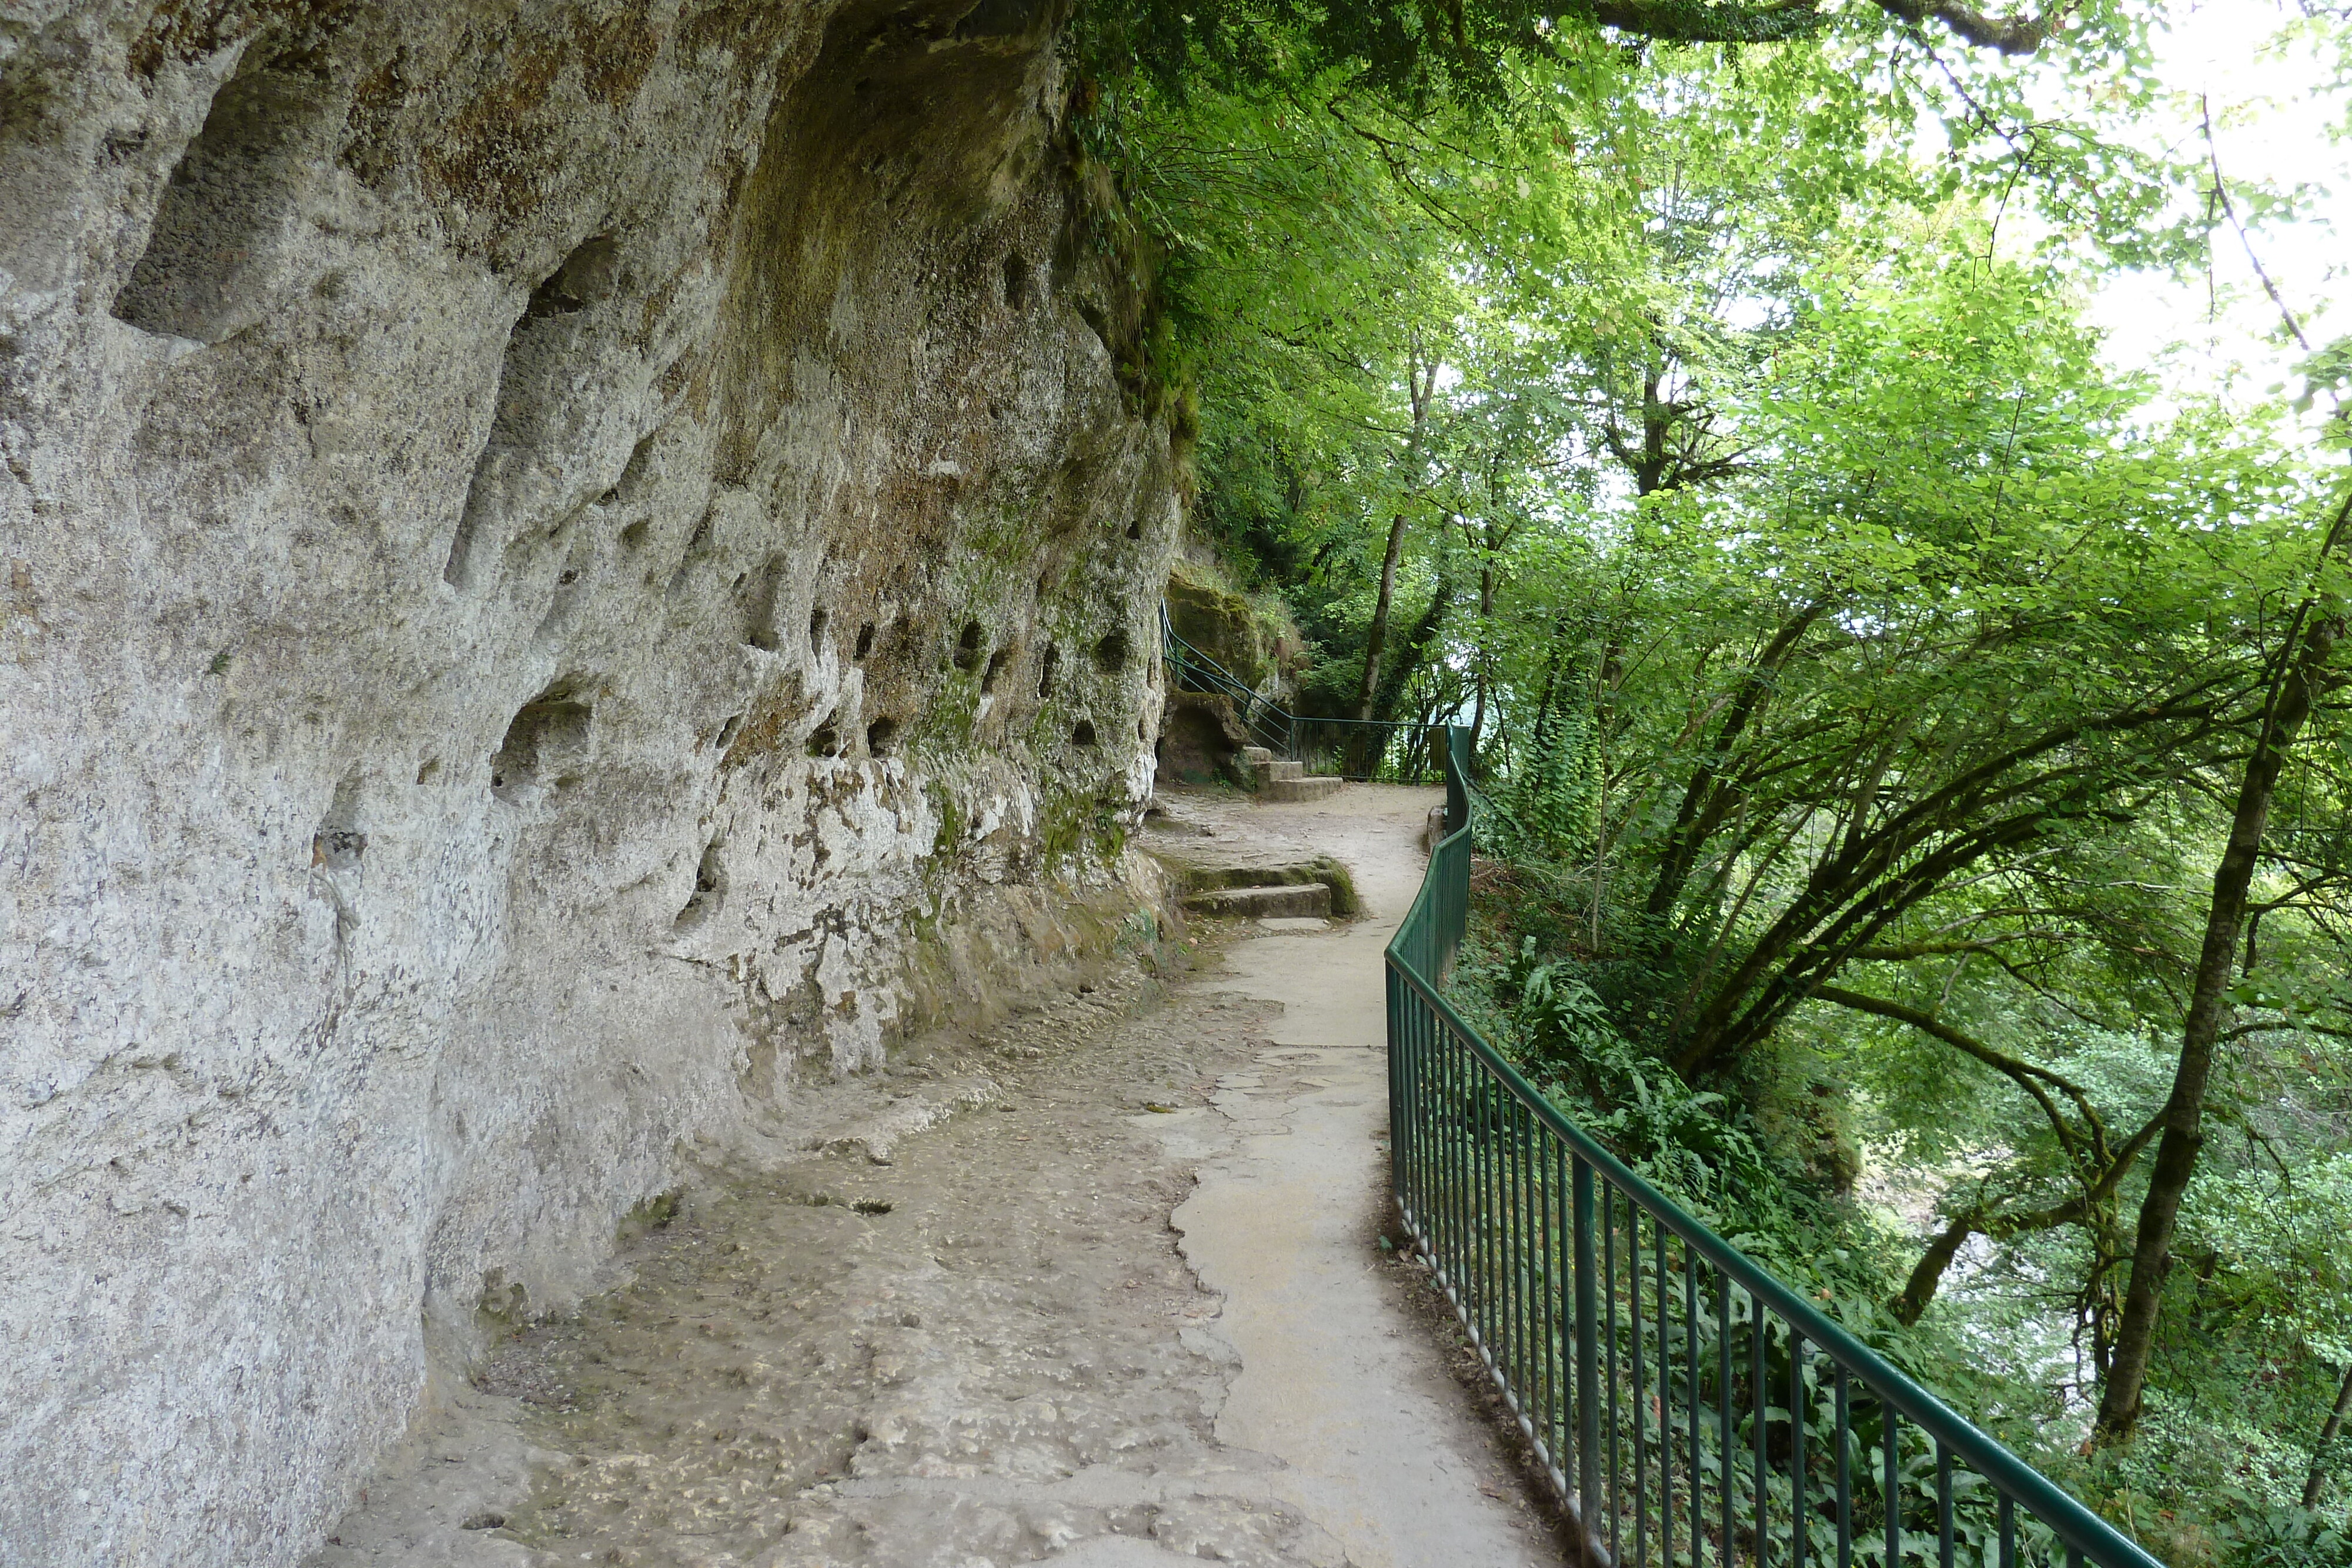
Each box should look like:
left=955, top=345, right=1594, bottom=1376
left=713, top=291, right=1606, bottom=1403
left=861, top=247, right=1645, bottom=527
left=310, top=784, right=1563, bottom=1568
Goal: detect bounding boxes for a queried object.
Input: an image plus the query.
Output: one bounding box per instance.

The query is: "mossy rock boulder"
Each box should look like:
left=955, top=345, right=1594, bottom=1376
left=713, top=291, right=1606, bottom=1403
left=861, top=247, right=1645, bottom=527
left=1165, top=569, right=1291, bottom=693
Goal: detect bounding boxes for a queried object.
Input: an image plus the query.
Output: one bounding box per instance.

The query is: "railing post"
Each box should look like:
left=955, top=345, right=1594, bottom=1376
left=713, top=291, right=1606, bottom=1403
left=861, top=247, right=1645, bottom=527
left=1574, top=1155, right=1601, bottom=1532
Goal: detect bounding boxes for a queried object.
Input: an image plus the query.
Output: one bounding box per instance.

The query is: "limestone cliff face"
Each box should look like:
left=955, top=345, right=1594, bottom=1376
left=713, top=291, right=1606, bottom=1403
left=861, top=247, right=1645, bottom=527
left=0, top=4, right=1178, bottom=1563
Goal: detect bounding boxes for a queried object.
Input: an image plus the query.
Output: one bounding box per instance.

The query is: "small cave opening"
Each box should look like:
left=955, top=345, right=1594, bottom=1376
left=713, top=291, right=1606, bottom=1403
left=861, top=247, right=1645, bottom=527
left=489, top=681, right=592, bottom=803
left=981, top=647, right=1014, bottom=693
left=853, top=621, right=876, bottom=661
left=524, top=234, right=620, bottom=320
left=445, top=233, right=624, bottom=590
left=1127, top=517, right=1143, bottom=541
left=865, top=717, right=898, bottom=758
left=714, top=713, right=744, bottom=751
left=602, top=427, right=658, bottom=507
left=743, top=555, right=788, bottom=650
left=672, top=835, right=726, bottom=932
left=1002, top=252, right=1029, bottom=310
left=810, top=605, right=830, bottom=656
left=1094, top=628, right=1130, bottom=674
left=1070, top=719, right=1097, bottom=748
left=311, top=771, right=367, bottom=872
left=806, top=712, right=841, bottom=758
left=953, top=619, right=986, bottom=673
left=112, top=55, right=335, bottom=342
left=1037, top=644, right=1060, bottom=699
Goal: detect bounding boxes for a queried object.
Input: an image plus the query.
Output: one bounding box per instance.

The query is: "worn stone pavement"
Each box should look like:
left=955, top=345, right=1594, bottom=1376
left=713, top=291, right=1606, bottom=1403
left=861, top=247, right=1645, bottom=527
left=307, top=784, right=1563, bottom=1567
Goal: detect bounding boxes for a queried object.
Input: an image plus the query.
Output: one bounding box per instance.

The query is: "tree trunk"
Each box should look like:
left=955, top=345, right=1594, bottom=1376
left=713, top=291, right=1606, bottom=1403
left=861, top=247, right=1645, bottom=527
left=2094, top=608, right=2344, bottom=1445
left=2303, top=1362, right=2352, bottom=1509
left=1893, top=1213, right=1975, bottom=1326
left=1356, top=510, right=1409, bottom=722
left=1358, top=337, right=1438, bottom=724
left=1468, top=558, right=1495, bottom=748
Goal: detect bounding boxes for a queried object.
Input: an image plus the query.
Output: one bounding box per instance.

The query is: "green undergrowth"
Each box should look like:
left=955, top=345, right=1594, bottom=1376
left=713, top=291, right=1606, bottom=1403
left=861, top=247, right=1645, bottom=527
left=1441, top=916, right=2091, bottom=1478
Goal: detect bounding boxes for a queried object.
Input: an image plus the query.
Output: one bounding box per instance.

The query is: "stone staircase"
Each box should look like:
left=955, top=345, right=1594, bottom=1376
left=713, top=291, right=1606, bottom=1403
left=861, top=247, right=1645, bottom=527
left=1240, top=745, right=1344, bottom=804
left=1181, top=881, right=1332, bottom=919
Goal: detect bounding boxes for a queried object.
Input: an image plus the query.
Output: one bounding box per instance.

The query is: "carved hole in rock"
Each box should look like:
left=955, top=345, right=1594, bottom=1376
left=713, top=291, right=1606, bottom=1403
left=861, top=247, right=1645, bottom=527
left=1071, top=718, right=1097, bottom=747
left=312, top=772, right=366, bottom=872
left=489, top=681, right=591, bottom=803
left=853, top=621, right=876, bottom=661
left=673, top=835, right=725, bottom=932
left=666, top=511, right=714, bottom=597
left=953, top=620, right=985, bottom=672
left=524, top=235, right=620, bottom=319
left=445, top=234, right=623, bottom=589
left=714, top=714, right=743, bottom=750
left=981, top=647, right=1014, bottom=693
left=1094, top=628, right=1129, bottom=673
left=1002, top=252, right=1028, bottom=310
left=1127, top=516, right=1143, bottom=540
left=744, top=555, right=787, bottom=650
left=603, top=429, right=657, bottom=506
left=810, top=606, right=829, bottom=655
left=1037, top=644, right=1059, bottom=698
left=806, top=713, right=840, bottom=758
left=112, top=55, right=333, bottom=342
left=865, top=717, right=898, bottom=758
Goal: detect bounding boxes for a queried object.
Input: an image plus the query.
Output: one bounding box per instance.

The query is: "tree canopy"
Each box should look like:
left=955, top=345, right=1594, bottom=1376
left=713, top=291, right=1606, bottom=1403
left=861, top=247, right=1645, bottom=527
left=1088, top=1, right=2352, bottom=1557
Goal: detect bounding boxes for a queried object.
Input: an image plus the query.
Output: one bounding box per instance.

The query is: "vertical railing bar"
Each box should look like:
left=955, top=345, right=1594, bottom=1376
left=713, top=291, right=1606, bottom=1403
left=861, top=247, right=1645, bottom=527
left=1497, top=1085, right=1514, bottom=1389
left=1792, top=1335, right=1808, bottom=1568
left=1635, top=1204, right=1649, bottom=1568
left=1576, top=1156, right=1601, bottom=1532
left=1522, top=1101, right=1538, bottom=1443
left=1658, top=1219, right=1673, bottom=1568
left=1835, top=1366, right=1852, bottom=1568
left=1608, top=1185, right=1623, bottom=1563
left=1552, top=1128, right=1571, bottom=1476
left=1936, top=1443, right=1953, bottom=1568
left=1515, top=1096, right=1531, bottom=1419
left=1717, top=1271, right=1733, bottom=1568
left=1482, top=1073, right=1498, bottom=1368
left=1687, top=1248, right=1703, bottom=1568
left=1753, top=1296, right=1768, bottom=1568
left=1444, top=1023, right=1461, bottom=1315
left=1885, top=1411, right=1900, bottom=1568
left=1998, top=1492, right=2015, bottom=1568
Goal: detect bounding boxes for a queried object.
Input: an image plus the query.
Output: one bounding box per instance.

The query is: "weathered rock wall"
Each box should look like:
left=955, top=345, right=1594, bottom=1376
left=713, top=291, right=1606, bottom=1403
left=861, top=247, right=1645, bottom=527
left=0, top=4, right=1178, bottom=1563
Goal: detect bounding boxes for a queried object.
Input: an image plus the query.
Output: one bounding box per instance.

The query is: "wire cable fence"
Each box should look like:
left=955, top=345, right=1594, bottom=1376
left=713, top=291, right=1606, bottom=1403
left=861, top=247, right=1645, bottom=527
left=1385, top=726, right=2163, bottom=1568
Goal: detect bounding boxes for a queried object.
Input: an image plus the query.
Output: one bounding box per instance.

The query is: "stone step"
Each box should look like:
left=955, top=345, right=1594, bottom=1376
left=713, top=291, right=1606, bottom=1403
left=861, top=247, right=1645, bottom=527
left=1239, top=745, right=1274, bottom=765
left=1265, top=775, right=1344, bottom=804
left=1253, top=757, right=1304, bottom=783
left=1181, top=881, right=1333, bottom=919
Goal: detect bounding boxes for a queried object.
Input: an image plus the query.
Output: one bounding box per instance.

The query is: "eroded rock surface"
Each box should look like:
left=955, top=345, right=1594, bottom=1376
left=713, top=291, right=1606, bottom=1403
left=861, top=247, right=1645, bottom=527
left=0, top=4, right=1180, bottom=1564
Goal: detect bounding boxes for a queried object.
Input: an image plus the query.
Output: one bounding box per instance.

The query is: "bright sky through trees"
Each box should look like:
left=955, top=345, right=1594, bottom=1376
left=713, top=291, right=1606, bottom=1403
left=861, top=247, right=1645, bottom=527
left=2084, top=1, right=2347, bottom=418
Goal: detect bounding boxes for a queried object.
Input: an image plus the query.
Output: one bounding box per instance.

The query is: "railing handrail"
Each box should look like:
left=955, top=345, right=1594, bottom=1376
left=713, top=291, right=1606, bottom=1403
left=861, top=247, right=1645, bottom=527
left=1384, top=724, right=2162, bottom=1568
left=1158, top=602, right=1435, bottom=768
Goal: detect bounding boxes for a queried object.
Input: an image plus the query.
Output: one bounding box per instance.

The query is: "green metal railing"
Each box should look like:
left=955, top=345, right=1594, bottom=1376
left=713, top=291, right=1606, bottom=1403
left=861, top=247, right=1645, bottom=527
left=1385, top=726, right=2163, bottom=1568
left=1160, top=603, right=1440, bottom=781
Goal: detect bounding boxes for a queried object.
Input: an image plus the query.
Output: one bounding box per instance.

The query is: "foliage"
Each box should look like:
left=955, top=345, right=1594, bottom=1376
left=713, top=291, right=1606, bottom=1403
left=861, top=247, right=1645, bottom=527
left=1081, top=0, right=2352, bottom=1556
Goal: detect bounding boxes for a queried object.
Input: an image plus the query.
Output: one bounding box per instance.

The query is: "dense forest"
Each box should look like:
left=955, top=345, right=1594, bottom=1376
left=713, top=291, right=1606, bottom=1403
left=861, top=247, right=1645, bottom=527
left=1076, top=1, right=2352, bottom=1561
